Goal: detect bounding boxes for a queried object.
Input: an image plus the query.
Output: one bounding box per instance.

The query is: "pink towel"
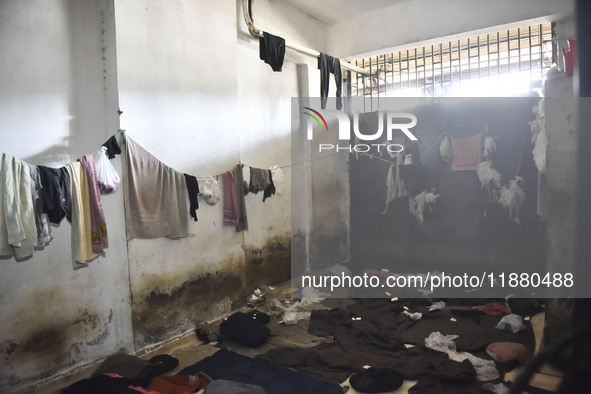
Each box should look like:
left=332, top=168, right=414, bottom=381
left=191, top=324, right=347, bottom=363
left=80, top=154, right=108, bottom=254
left=223, top=170, right=239, bottom=227
left=450, top=131, right=483, bottom=171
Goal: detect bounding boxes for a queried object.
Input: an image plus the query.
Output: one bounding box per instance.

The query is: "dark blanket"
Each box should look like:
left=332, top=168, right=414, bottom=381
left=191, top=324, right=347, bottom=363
left=178, top=348, right=344, bottom=394
left=258, top=298, right=536, bottom=394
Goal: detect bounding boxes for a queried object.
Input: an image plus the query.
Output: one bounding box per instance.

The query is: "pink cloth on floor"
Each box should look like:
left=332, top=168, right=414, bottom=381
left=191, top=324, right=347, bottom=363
left=471, top=302, right=511, bottom=315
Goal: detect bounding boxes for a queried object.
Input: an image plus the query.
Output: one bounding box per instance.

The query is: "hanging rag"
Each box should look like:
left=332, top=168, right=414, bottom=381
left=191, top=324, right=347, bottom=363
left=382, top=155, right=408, bottom=214
left=263, top=170, right=276, bottom=202
left=64, top=162, right=98, bottom=267
left=27, top=164, right=52, bottom=247
left=0, top=154, right=37, bottom=259
left=38, top=165, right=72, bottom=224
left=449, top=131, right=483, bottom=171
left=259, top=31, right=286, bottom=72
left=123, top=137, right=189, bottom=240
left=199, top=177, right=221, bottom=205
left=80, top=154, right=108, bottom=254
left=269, top=165, right=284, bottom=196
left=234, top=165, right=248, bottom=231
left=101, top=135, right=122, bottom=159
left=249, top=167, right=271, bottom=194
left=183, top=174, right=199, bottom=222
left=223, top=170, right=239, bottom=227
left=318, top=53, right=342, bottom=110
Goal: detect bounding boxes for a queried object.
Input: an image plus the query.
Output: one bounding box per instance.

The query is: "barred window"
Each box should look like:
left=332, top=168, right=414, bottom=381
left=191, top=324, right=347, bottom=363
left=351, top=22, right=555, bottom=99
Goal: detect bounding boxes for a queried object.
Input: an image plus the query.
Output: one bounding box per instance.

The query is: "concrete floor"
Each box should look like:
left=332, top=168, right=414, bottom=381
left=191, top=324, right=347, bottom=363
left=28, top=300, right=562, bottom=394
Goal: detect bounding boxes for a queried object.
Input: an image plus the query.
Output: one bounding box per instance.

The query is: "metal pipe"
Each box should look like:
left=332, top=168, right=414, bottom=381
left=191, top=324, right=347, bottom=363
left=241, top=0, right=369, bottom=75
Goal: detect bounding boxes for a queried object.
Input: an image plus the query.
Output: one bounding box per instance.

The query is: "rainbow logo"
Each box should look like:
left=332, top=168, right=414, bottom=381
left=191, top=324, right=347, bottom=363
left=302, top=107, right=328, bottom=131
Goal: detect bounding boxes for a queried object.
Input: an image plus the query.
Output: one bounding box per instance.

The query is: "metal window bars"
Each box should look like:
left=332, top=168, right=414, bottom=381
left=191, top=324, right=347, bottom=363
left=351, top=22, right=555, bottom=104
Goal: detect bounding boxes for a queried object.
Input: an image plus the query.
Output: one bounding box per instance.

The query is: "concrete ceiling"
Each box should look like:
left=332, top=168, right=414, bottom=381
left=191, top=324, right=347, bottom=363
left=280, top=0, right=411, bottom=25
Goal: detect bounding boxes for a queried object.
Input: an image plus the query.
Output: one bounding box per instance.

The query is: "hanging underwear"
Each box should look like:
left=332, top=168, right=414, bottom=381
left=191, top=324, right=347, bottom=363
left=259, top=31, right=286, bottom=72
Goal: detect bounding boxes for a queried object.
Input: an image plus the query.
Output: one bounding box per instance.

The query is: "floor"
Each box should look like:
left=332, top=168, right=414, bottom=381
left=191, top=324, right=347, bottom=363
left=29, top=290, right=563, bottom=394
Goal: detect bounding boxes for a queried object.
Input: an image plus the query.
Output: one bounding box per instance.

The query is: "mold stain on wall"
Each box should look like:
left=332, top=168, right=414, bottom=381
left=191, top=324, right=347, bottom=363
left=131, top=235, right=291, bottom=350
left=0, top=288, right=113, bottom=389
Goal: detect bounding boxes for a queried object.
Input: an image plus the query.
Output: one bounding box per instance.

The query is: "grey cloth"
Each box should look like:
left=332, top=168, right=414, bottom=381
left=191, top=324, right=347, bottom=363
left=204, top=379, right=266, bottom=394
left=123, top=137, right=189, bottom=240
left=249, top=167, right=272, bottom=194
left=27, top=164, right=52, bottom=247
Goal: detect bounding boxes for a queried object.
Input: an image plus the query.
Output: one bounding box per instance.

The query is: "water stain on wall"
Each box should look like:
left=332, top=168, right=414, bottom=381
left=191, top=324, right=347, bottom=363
left=132, top=235, right=291, bottom=350
left=0, top=288, right=111, bottom=389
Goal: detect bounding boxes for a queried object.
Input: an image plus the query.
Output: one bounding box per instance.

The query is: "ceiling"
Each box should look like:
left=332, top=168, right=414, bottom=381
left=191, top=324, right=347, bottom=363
left=280, top=0, right=411, bottom=25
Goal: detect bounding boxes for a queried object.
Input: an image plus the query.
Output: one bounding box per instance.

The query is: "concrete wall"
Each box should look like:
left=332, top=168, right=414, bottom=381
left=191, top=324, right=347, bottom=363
left=0, top=1, right=132, bottom=391
left=0, top=0, right=577, bottom=391
left=0, top=0, right=327, bottom=391
left=329, top=0, right=576, bottom=58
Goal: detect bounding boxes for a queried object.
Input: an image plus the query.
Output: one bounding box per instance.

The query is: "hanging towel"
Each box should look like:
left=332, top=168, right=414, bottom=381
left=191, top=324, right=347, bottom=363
left=318, top=53, right=342, bottom=110
left=124, top=137, right=189, bottom=240
left=38, top=165, right=72, bottom=224
left=259, top=31, right=286, bottom=72
left=101, top=135, right=122, bottom=159
left=0, top=154, right=37, bottom=259
left=449, top=131, right=483, bottom=171
left=184, top=173, right=200, bottom=222
left=27, top=164, right=52, bottom=247
left=234, top=165, right=248, bottom=231
left=80, top=154, right=108, bottom=254
left=64, top=162, right=98, bottom=267
left=223, top=170, right=239, bottom=227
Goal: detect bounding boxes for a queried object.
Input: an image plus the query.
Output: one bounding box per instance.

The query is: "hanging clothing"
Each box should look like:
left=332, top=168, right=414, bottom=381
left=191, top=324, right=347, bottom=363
left=199, top=177, right=221, bottom=206
left=382, top=155, right=408, bottom=214
left=38, top=165, right=72, bottom=224
left=449, top=131, right=483, bottom=171
left=0, top=154, right=37, bottom=259
left=234, top=165, right=248, bottom=231
left=27, top=164, right=52, bottom=247
left=269, top=165, right=284, bottom=196
left=101, top=135, right=122, bottom=159
left=263, top=170, right=276, bottom=202
left=223, top=170, right=238, bottom=227
left=80, top=154, right=108, bottom=254
left=318, top=53, right=342, bottom=110
left=259, top=31, right=286, bottom=72
left=249, top=167, right=270, bottom=193
left=183, top=174, right=200, bottom=222
left=123, top=137, right=189, bottom=240
left=64, top=162, right=98, bottom=267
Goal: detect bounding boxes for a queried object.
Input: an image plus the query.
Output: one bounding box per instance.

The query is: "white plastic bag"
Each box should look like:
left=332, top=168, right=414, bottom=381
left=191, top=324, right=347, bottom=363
left=93, top=147, right=120, bottom=194
left=495, top=314, right=526, bottom=333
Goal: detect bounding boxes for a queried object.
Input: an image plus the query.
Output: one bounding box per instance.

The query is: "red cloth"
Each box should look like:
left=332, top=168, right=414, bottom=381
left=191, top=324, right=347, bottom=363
left=486, top=342, right=531, bottom=365
left=471, top=302, right=511, bottom=315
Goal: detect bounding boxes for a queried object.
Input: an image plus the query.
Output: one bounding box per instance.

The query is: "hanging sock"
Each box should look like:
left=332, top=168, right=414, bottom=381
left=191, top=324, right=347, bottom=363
left=101, top=135, right=122, bottom=159
left=259, top=31, right=286, bottom=72
left=183, top=174, right=199, bottom=222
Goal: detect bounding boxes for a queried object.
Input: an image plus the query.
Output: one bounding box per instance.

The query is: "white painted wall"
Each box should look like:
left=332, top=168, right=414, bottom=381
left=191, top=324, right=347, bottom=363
left=329, top=0, right=576, bottom=58
left=0, top=1, right=132, bottom=392
left=0, top=0, right=577, bottom=391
